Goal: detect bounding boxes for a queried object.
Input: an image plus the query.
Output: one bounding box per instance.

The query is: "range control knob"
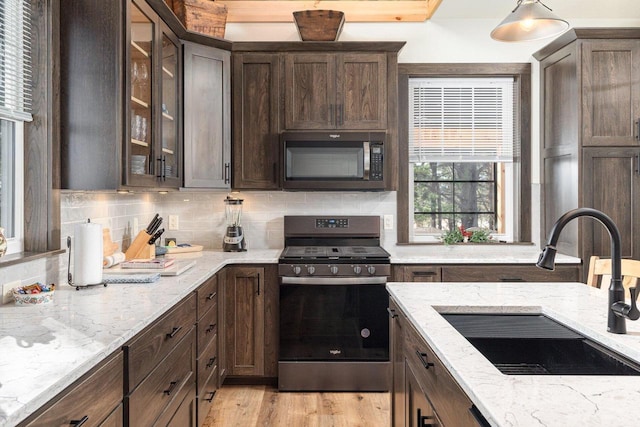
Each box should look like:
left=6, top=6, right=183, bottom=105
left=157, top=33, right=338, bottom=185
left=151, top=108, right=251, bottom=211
left=330, top=266, right=339, bottom=275
left=307, top=266, right=316, bottom=275
left=353, top=266, right=362, bottom=275
left=292, top=266, right=302, bottom=276
left=367, top=265, right=376, bottom=275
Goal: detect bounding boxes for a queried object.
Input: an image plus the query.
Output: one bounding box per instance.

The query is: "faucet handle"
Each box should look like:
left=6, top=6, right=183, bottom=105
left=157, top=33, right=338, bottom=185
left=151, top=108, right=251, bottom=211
left=628, top=287, right=640, bottom=321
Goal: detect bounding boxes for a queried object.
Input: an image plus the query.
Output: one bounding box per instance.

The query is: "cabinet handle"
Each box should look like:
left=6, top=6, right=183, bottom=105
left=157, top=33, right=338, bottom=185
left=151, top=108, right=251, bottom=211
left=416, top=350, right=434, bottom=370
left=499, top=277, right=525, bottom=282
left=206, top=292, right=216, bottom=301
left=206, top=356, right=217, bottom=369
left=69, top=416, right=89, bottom=426
left=163, top=381, right=178, bottom=395
left=635, top=120, right=640, bottom=141
left=417, top=409, right=436, bottom=427
left=205, top=324, right=216, bottom=334
left=162, top=156, right=166, bottom=181
left=387, top=307, right=398, bottom=318
left=413, top=271, right=437, bottom=276
left=156, top=157, right=163, bottom=179
left=224, top=162, right=230, bottom=184
left=166, top=326, right=182, bottom=339
left=204, top=390, right=216, bottom=402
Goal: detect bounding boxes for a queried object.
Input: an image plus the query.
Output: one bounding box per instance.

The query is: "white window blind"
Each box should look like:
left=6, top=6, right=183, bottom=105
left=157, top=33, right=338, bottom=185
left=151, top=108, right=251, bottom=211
left=409, top=77, right=516, bottom=163
left=0, top=0, right=32, bottom=122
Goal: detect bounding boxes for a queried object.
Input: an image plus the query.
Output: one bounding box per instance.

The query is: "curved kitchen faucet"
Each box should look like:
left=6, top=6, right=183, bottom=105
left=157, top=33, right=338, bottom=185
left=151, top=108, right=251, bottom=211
left=537, top=207, right=640, bottom=334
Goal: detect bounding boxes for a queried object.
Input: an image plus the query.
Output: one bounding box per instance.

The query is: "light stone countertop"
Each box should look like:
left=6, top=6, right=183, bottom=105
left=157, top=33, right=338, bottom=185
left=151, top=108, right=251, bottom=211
left=0, top=249, right=281, bottom=427
left=386, top=244, right=581, bottom=264
left=387, top=282, right=640, bottom=427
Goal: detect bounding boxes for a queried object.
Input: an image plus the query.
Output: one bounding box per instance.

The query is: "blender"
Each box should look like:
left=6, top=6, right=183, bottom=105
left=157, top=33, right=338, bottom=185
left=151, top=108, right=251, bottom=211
left=223, top=195, right=246, bottom=251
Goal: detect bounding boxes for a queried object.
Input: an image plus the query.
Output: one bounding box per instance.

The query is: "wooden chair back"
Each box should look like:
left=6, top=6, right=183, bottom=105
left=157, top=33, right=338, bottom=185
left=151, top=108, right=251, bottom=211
left=586, top=256, right=640, bottom=291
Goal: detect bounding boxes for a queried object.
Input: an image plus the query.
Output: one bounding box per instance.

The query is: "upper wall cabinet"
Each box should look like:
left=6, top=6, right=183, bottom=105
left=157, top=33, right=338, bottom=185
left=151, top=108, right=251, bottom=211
left=284, top=53, right=387, bottom=130
left=183, top=42, right=231, bottom=188
left=60, top=0, right=182, bottom=190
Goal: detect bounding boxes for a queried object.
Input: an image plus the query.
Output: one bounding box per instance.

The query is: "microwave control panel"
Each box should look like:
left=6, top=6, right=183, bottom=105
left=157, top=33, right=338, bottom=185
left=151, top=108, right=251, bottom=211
left=370, top=144, right=383, bottom=181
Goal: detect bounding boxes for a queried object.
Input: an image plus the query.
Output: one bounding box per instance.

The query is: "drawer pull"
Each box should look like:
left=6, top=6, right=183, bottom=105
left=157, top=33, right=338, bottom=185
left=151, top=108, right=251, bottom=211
left=166, top=326, right=182, bottom=339
left=416, top=350, right=434, bottom=370
left=204, top=390, right=216, bottom=402
left=206, top=357, right=217, bottom=369
left=499, top=277, right=525, bottom=282
left=417, top=409, right=436, bottom=427
left=164, top=381, right=178, bottom=396
left=69, top=416, right=89, bottom=426
left=387, top=307, right=398, bottom=318
left=205, top=324, right=216, bottom=334
left=206, top=292, right=216, bottom=301
left=413, top=271, right=437, bottom=276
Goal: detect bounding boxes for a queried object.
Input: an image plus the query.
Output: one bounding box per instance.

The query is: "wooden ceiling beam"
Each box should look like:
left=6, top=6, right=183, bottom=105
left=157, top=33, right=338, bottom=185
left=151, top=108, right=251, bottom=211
left=219, top=0, right=443, bottom=23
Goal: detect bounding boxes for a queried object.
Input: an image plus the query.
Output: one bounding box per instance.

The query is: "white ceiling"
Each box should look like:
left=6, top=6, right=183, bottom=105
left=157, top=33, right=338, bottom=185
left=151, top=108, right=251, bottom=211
left=434, top=0, right=640, bottom=20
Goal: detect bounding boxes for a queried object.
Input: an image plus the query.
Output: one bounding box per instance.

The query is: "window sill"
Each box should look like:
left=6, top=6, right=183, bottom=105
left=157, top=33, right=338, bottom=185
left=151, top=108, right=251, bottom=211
left=396, top=242, right=535, bottom=246
left=0, top=249, right=65, bottom=268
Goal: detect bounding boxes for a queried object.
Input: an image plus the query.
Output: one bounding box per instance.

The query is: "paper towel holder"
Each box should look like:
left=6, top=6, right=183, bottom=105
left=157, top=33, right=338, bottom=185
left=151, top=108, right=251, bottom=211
left=67, top=232, right=108, bottom=291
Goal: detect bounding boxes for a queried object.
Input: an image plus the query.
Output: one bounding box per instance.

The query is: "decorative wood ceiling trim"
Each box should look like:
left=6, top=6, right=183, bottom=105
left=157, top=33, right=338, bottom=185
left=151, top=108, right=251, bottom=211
left=219, top=0, right=443, bottom=22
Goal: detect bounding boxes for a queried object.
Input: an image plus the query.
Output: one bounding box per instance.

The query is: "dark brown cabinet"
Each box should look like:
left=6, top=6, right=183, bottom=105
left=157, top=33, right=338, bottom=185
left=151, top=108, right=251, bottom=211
left=284, top=52, right=387, bottom=130
left=394, top=265, right=442, bottom=282
left=232, top=52, right=281, bottom=189
left=183, top=42, right=231, bottom=188
left=60, top=0, right=182, bottom=190
left=390, top=298, right=483, bottom=427
left=223, top=265, right=278, bottom=378
left=535, top=29, right=640, bottom=278
left=20, top=351, right=123, bottom=427
left=393, top=263, right=580, bottom=283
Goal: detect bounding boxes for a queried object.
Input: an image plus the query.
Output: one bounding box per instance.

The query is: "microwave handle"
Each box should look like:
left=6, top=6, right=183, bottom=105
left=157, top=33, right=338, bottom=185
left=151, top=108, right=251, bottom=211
left=363, top=141, right=370, bottom=180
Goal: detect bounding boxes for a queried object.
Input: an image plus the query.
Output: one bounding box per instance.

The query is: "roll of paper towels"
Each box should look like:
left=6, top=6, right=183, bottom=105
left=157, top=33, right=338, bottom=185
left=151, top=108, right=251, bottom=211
left=73, top=221, right=103, bottom=286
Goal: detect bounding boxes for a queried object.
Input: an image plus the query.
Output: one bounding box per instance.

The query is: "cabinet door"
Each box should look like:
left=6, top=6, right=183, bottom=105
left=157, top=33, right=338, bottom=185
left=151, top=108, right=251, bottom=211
left=183, top=42, right=231, bottom=188
left=582, top=147, right=640, bottom=263
left=232, top=53, right=281, bottom=189
left=127, top=0, right=158, bottom=187
left=389, top=300, right=405, bottom=427
left=337, top=53, right=387, bottom=129
left=158, top=23, right=182, bottom=188
left=284, top=53, right=336, bottom=129
left=405, top=360, right=441, bottom=427
left=224, top=266, right=265, bottom=376
left=582, top=40, right=640, bottom=147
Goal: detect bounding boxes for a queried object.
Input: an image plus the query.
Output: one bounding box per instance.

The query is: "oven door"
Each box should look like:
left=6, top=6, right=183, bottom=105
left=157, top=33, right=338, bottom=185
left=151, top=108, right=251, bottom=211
left=279, top=276, right=389, bottom=362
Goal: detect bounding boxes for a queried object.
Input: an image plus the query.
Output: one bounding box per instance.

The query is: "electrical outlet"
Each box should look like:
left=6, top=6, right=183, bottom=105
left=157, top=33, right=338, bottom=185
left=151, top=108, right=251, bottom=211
left=168, top=215, right=179, bottom=231
left=383, top=215, right=394, bottom=230
left=2, top=280, right=21, bottom=304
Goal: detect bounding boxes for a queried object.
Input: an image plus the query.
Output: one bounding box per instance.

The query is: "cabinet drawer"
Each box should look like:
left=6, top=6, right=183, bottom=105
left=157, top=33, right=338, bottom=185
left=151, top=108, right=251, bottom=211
left=127, top=328, right=196, bottom=427
left=197, top=365, right=218, bottom=427
left=167, top=393, right=196, bottom=427
left=197, top=300, right=218, bottom=357
left=402, top=266, right=442, bottom=282
left=403, top=320, right=478, bottom=427
left=442, top=264, right=580, bottom=282
left=23, top=351, right=123, bottom=427
left=196, top=275, right=218, bottom=320
left=100, top=404, right=123, bottom=427
left=197, top=332, right=218, bottom=397
left=125, top=294, right=196, bottom=391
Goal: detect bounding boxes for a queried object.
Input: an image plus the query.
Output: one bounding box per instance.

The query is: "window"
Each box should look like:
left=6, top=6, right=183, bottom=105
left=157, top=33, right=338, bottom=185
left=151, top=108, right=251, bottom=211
left=397, top=64, right=531, bottom=244
left=0, top=0, right=32, bottom=255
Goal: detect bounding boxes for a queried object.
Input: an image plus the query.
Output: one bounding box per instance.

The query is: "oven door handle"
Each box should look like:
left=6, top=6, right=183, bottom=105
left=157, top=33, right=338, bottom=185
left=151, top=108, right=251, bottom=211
left=280, top=276, right=387, bottom=285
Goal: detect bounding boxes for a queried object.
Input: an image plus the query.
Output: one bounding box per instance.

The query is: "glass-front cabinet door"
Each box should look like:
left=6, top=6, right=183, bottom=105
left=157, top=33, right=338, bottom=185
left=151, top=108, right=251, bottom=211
left=127, top=0, right=181, bottom=188
left=129, top=0, right=154, bottom=185
left=160, top=26, right=181, bottom=186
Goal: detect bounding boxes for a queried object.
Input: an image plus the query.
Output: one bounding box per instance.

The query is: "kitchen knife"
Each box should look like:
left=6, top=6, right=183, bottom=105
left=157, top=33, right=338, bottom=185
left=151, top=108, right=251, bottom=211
left=145, top=213, right=159, bottom=234
left=148, top=216, right=163, bottom=235
left=148, top=228, right=165, bottom=245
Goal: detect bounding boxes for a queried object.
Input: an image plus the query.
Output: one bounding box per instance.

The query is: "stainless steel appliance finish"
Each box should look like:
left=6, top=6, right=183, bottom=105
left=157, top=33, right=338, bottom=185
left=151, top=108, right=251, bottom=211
left=281, top=131, right=386, bottom=191
left=278, top=215, right=391, bottom=391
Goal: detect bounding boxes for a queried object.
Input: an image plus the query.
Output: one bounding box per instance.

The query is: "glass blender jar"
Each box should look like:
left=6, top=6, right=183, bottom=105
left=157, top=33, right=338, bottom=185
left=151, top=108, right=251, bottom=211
left=223, top=195, right=246, bottom=251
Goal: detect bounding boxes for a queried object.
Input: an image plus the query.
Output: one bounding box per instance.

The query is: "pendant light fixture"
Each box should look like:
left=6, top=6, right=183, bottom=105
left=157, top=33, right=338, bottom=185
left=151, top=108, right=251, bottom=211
left=491, top=0, right=569, bottom=42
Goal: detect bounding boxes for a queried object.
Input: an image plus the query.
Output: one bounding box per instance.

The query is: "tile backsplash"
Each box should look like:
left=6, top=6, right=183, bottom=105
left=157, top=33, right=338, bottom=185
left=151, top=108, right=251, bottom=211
left=0, top=190, right=397, bottom=288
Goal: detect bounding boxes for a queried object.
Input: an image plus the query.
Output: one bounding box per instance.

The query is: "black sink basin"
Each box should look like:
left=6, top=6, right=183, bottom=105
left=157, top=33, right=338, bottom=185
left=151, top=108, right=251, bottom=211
left=441, top=313, right=640, bottom=376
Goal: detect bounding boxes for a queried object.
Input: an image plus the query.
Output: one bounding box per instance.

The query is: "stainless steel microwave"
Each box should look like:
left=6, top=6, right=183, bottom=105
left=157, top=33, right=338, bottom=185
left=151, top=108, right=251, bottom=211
left=281, top=131, right=387, bottom=190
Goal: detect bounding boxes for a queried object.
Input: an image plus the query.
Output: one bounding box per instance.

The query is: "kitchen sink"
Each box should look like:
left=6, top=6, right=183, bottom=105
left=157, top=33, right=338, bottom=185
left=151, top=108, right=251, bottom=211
left=440, top=313, right=640, bottom=376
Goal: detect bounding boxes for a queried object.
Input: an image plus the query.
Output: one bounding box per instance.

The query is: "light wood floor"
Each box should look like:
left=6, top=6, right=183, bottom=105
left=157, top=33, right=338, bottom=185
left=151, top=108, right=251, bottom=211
left=202, top=385, right=390, bottom=427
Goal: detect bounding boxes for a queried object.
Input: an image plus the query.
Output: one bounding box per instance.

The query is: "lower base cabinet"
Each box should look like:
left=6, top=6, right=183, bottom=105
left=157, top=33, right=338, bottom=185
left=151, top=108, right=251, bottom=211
left=390, top=298, right=487, bottom=427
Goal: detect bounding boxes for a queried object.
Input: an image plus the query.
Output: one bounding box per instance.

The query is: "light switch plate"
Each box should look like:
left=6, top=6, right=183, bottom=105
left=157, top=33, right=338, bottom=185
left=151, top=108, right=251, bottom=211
left=168, top=215, right=179, bottom=231
left=2, top=280, right=21, bottom=304
left=383, top=215, right=393, bottom=230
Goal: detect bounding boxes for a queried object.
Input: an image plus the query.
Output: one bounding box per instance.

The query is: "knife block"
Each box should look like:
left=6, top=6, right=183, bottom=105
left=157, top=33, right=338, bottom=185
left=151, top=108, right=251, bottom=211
left=125, top=230, right=155, bottom=261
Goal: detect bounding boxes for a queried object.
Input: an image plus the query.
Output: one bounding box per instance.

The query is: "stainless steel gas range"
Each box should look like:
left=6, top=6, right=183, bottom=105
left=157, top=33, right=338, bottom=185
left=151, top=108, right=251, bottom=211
left=278, top=215, right=391, bottom=392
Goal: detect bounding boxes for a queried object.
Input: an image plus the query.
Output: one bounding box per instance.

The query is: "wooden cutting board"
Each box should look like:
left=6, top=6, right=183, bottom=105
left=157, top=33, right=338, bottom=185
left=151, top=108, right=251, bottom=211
left=103, top=259, right=196, bottom=276
left=165, top=244, right=204, bottom=254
